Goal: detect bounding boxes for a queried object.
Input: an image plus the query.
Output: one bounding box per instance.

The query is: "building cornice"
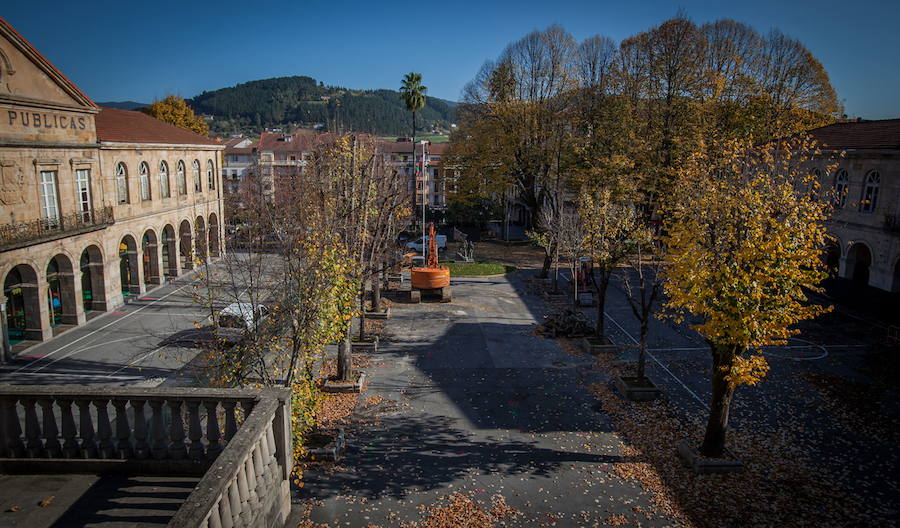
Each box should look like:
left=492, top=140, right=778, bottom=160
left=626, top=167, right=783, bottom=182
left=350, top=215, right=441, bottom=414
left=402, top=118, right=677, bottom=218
left=99, top=141, right=225, bottom=151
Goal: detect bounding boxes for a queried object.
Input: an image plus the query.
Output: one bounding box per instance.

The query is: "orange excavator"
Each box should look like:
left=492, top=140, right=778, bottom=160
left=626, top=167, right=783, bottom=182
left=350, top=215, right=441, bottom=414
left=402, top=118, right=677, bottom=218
left=409, top=223, right=451, bottom=302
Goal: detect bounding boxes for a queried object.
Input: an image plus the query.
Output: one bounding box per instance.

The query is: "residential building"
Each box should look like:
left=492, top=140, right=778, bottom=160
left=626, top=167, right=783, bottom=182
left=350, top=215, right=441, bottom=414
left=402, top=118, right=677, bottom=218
left=809, top=119, right=900, bottom=292
left=0, top=17, right=225, bottom=349
left=221, top=137, right=254, bottom=194
left=382, top=139, right=449, bottom=212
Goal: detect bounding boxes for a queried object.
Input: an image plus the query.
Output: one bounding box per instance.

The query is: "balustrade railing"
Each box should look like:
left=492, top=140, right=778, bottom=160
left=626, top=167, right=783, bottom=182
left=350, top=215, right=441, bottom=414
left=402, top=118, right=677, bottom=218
left=0, top=386, right=292, bottom=528
left=0, top=205, right=114, bottom=249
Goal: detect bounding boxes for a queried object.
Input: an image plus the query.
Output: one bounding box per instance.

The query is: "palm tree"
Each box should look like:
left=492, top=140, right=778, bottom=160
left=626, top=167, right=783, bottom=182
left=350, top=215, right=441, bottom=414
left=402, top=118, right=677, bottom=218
left=400, top=72, right=427, bottom=142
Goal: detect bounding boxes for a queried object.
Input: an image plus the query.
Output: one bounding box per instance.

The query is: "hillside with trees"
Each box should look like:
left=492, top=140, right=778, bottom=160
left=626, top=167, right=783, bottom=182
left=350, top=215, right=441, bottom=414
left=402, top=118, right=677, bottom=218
left=188, top=76, right=456, bottom=136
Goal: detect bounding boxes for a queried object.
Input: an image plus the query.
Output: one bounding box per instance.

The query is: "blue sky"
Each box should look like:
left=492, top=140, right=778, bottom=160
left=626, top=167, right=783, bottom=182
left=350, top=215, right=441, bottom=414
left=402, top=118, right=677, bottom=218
left=4, top=0, right=899, bottom=119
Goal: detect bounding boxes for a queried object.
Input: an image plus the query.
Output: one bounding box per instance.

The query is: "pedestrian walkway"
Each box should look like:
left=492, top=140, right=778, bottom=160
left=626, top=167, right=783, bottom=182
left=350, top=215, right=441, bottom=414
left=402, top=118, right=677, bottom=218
left=301, top=272, right=675, bottom=527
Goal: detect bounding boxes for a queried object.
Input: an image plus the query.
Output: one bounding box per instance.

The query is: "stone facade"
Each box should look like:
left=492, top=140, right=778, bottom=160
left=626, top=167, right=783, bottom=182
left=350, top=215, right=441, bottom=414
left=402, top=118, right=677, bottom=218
left=0, top=18, right=224, bottom=347
left=809, top=119, right=900, bottom=293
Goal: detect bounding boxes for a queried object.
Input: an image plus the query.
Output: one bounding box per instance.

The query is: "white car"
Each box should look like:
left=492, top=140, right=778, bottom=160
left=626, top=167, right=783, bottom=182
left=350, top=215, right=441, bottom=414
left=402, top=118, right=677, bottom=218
left=406, top=235, right=447, bottom=252
left=211, top=302, right=269, bottom=335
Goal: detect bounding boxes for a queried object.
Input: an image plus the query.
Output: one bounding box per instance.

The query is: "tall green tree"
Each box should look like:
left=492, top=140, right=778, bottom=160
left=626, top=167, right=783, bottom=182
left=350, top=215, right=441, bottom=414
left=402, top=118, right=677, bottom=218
left=400, top=72, right=427, bottom=141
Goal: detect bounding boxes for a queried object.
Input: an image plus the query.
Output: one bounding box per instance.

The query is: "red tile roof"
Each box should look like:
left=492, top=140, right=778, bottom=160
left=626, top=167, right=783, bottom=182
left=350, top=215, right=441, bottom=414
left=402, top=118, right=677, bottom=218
left=808, top=119, right=900, bottom=150
left=258, top=132, right=338, bottom=152
left=95, top=108, right=220, bottom=146
left=225, top=147, right=255, bottom=155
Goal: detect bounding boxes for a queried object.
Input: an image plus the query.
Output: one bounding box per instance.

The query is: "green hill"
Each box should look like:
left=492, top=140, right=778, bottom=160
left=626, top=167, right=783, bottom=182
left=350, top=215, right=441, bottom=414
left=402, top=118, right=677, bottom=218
left=189, top=76, right=456, bottom=137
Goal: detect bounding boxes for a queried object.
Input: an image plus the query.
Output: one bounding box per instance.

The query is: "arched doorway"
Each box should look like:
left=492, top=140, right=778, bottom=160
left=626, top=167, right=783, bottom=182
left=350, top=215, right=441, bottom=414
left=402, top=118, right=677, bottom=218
left=208, top=213, right=220, bottom=257
left=195, top=216, right=207, bottom=262
left=179, top=220, right=193, bottom=270
left=141, top=229, right=161, bottom=287
left=846, top=243, right=872, bottom=286
left=161, top=224, right=178, bottom=279
left=3, top=264, right=42, bottom=343
left=119, top=235, right=140, bottom=296
left=46, top=254, right=77, bottom=327
left=80, top=246, right=106, bottom=312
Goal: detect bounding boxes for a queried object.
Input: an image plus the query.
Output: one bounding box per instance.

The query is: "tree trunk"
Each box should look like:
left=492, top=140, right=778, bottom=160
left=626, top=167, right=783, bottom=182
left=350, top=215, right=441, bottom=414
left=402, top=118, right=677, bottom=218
left=699, top=346, right=737, bottom=458
left=637, top=319, right=648, bottom=380
left=594, top=273, right=610, bottom=338
left=572, top=262, right=579, bottom=308
left=540, top=252, right=551, bottom=278
left=412, top=110, right=417, bottom=141
left=358, top=289, right=367, bottom=340
left=372, top=274, right=382, bottom=313
left=337, top=328, right=353, bottom=381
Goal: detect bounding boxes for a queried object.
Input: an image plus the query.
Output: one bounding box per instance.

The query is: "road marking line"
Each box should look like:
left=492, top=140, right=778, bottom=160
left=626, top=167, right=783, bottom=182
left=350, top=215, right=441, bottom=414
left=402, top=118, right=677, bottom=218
left=603, top=312, right=709, bottom=410
left=12, top=282, right=194, bottom=374
left=105, top=346, right=165, bottom=377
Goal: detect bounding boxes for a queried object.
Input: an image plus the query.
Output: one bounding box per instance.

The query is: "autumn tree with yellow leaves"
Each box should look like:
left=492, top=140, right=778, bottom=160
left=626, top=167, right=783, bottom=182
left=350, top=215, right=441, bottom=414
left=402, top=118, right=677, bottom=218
left=662, top=135, right=833, bottom=458
left=143, top=95, right=210, bottom=136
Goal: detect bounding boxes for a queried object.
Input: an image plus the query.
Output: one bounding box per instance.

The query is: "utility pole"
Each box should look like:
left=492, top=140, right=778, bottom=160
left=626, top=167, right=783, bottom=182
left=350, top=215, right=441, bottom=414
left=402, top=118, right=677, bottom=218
left=419, top=140, right=428, bottom=259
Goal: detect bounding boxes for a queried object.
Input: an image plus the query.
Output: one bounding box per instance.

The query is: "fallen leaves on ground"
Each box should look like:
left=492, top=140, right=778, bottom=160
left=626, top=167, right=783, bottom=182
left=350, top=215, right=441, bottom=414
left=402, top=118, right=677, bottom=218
left=401, top=493, right=520, bottom=528
left=317, top=391, right=359, bottom=429
left=576, top=336, right=884, bottom=527
left=37, top=496, right=54, bottom=507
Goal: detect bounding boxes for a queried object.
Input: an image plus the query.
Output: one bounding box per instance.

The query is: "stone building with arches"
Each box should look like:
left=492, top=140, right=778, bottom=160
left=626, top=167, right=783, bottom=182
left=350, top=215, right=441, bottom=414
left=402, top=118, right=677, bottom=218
left=809, top=118, right=900, bottom=293
left=0, top=18, right=224, bottom=349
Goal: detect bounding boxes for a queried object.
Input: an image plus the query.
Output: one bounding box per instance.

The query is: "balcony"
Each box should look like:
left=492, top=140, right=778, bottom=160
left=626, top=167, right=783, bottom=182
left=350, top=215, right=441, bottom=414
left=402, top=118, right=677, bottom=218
left=0, top=386, right=292, bottom=528
left=0, top=206, right=114, bottom=252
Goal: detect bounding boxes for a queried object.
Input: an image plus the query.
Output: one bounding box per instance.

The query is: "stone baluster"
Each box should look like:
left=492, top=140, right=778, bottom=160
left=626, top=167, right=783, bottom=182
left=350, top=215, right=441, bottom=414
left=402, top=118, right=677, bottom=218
left=168, top=400, right=187, bottom=459
left=243, top=454, right=260, bottom=513
left=38, top=398, right=61, bottom=457
left=205, top=401, right=222, bottom=458
left=251, top=442, right=268, bottom=499
left=218, top=491, right=234, bottom=528
left=206, top=500, right=223, bottom=528
left=264, top=421, right=279, bottom=485
left=223, top=401, right=238, bottom=441
left=2, top=398, right=25, bottom=457
left=186, top=400, right=205, bottom=460
left=235, top=458, right=252, bottom=525
left=131, top=399, right=150, bottom=459
left=76, top=400, right=97, bottom=458
left=22, top=397, right=42, bottom=457
left=257, top=423, right=275, bottom=488
left=112, top=399, right=132, bottom=458
left=59, top=398, right=80, bottom=458
left=240, top=399, right=255, bottom=422
left=227, top=480, right=242, bottom=527
left=149, top=400, right=167, bottom=460
left=93, top=399, right=114, bottom=458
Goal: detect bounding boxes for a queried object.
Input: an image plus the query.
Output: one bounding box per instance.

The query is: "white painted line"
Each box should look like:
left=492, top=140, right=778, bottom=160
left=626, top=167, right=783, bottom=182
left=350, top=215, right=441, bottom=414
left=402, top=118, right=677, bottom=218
left=603, top=312, right=710, bottom=410
left=13, top=281, right=195, bottom=374
left=105, top=346, right=165, bottom=377
left=12, top=371, right=140, bottom=381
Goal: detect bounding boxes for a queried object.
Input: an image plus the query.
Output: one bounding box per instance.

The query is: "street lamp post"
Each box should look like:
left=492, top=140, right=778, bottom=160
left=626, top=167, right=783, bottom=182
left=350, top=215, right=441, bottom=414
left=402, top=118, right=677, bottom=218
left=419, top=140, right=428, bottom=260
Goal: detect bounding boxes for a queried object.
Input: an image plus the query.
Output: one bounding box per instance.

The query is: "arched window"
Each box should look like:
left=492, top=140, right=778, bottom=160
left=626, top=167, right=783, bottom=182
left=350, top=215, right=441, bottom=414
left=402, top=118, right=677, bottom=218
left=192, top=159, right=202, bottom=193
left=207, top=160, right=215, bottom=190
left=177, top=160, right=187, bottom=195
left=139, top=161, right=151, bottom=201
left=159, top=161, right=170, bottom=198
left=833, top=169, right=848, bottom=208
left=115, top=162, right=129, bottom=204
left=860, top=170, right=880, bottom=213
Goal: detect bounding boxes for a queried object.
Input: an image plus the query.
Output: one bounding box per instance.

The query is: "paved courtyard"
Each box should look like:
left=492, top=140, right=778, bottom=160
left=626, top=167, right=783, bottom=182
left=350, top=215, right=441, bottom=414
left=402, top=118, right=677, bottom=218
left=301, top=273, right=678, bottom=526
left=301, top=262, right=899, bottom=526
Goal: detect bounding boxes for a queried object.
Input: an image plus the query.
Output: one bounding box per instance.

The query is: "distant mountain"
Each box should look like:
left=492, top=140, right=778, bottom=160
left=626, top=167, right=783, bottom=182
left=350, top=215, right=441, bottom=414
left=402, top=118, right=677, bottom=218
left=96, top=100, right=148, bottom=111
left=188, top=76, right=456, bottom=137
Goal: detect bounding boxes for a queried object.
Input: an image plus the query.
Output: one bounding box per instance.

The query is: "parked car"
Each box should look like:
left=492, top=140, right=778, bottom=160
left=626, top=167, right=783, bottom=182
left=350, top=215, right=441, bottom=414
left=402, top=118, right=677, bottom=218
left=209, top=302, right=269, bottom=345
left=406, top=235, right=447, bottom=252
